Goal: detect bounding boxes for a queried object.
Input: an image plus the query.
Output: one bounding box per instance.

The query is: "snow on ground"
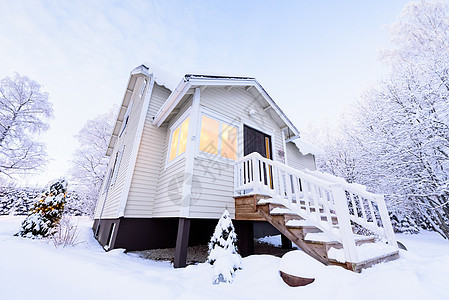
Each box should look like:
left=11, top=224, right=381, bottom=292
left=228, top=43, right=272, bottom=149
left=257, top=234, right=282, bottom=247
left=1, top=216, right=448, bottom=300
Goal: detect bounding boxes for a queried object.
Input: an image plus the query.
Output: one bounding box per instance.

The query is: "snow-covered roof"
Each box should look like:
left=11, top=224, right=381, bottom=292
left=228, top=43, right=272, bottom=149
left=291, top=139, right=324, bottom=156
left=142, top=62, right=179, bottom=91
left=152, top=74, right=301, bottom=138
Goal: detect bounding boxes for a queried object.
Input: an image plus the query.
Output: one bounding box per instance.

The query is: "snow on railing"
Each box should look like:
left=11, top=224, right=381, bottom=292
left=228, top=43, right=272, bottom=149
left=234, top=152, right=398, bottom=263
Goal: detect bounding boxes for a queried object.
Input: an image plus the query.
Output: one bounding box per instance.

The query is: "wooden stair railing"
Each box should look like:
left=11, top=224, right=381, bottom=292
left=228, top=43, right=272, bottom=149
left=234, top=152, right=399, bottom=272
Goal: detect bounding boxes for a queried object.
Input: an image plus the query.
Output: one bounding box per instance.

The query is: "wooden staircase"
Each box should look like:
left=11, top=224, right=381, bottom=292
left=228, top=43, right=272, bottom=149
left=234, top=153, right=400, bottom=272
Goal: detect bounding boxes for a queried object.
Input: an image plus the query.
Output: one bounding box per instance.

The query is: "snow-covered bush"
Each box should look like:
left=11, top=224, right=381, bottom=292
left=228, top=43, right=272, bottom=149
left=0, top=186, right=89, bottom=216
left=52, top=216, right=81, bottom=248
left=16, top=179, right=68, bottom=238
left=207, top=210, right=242, bottom=284
left=390, top=212, right=420, bottom=234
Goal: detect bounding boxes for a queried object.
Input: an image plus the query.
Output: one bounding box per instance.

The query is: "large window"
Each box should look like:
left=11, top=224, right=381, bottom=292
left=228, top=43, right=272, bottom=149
left=168, top=117, right=190, bottom=162
left=199, top=115, right=238, bottom=160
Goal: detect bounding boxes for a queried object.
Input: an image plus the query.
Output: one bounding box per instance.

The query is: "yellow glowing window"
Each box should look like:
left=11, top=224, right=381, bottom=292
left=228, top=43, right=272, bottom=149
left=169, top=117, right=190, bottom=162
left=199, top=116, right=219, bottom=155
left=199, top=114, right=238, bottom=160
left=221, top=124, right=237, bottom=160
left=178, top=118, right=189, bottom=155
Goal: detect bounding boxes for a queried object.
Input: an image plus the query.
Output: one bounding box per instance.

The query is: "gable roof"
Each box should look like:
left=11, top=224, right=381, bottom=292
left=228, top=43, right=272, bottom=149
left=152, top=74, right=300, bottom=138
left=107, top=65, right=303, bottom=156
left=141, top=62, right=179, bottom=91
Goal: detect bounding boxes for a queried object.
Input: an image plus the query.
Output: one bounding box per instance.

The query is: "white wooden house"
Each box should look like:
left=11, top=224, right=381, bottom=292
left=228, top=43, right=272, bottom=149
left=94, top=64, right=399, bottom=271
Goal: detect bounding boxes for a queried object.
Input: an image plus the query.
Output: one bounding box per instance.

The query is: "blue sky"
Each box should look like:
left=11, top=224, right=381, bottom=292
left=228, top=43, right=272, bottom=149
left=0, top=0, right=410, bottom=185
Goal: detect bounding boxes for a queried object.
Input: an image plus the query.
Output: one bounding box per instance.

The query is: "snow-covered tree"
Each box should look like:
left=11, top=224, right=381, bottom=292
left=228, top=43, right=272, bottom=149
left=303, top=120, right=363, bottom=184
left=69, top=108, right=115, bottom=216
left=207, top=210, right=242, bottom=284
left=306, top=0, right=449, bottom=239
left=16, top=179, right=68, bottom=238
left=0, top=73, right=53, bottom=178
left=390, top=211, right=420, bottom=234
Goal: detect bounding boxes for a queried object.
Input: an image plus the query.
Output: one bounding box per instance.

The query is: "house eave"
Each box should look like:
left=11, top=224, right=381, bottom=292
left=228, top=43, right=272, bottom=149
left=106, top=65, right=151, bottom=156
left=152, top=79, right=191, bottom=127
left=152, top=75, right=300, bottom=137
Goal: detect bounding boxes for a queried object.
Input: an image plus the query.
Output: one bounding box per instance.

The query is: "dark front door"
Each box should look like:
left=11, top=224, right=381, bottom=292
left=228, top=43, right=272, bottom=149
left=244, top=125, right=272, bottom=158
left=243, top=125, right=273, bottom=188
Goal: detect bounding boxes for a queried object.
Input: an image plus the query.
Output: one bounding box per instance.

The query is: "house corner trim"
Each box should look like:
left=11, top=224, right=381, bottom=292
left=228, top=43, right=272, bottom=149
left=116, top=75, right=155, bottom=218
left=179, top=87, right=201, bottom=217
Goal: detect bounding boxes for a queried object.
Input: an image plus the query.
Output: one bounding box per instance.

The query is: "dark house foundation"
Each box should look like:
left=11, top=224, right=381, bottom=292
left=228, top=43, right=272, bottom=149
left=93, top=217, right=283, bottom=267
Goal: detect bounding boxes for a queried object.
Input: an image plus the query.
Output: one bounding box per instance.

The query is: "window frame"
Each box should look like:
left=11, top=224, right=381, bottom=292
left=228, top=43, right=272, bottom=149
left=165, top=108, right=192, bottom=168
left=102, top=169, right=113, bottom=195
left=119, top=100, right=133, bottom=137
left=110, top=145, right=125, bottom=186
left=197, top=108, right=240, bottom=163
left=139, top=79, right=148, bottom=99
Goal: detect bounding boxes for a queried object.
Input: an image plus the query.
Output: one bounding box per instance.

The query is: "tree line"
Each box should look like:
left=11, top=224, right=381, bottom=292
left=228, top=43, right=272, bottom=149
left=305, top=0, right=449, bottom=239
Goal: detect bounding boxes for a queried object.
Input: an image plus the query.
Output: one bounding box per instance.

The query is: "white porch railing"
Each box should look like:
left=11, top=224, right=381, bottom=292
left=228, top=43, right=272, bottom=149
left=234, top=152, right=398, bottom=263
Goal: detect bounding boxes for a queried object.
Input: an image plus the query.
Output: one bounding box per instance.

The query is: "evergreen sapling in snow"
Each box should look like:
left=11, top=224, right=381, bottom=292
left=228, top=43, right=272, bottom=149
left=389, top=211, right=419, bottom=234
left=207, top=210, right=242, bottom=284
left=16, top=179, right=68, bottom=238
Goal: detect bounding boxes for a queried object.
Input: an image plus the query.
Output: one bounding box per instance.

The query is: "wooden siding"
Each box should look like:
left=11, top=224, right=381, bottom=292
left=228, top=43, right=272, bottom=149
left=94, top=76, right=149, bottom=219
left=124, top=84, right=171, bottom=217
left=286, top=142, right=316, bottom=170
left=200, top=87, right=285, bottom=163
left=189, top=157, right=235, bottom=218
left=189, top=87, right=287, bottom=219
left=151, top=96, right=193, bottom=217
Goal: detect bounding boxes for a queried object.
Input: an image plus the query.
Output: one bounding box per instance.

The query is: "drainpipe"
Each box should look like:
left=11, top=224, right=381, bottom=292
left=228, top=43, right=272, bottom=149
left=94, top=171, right=112, bottom=238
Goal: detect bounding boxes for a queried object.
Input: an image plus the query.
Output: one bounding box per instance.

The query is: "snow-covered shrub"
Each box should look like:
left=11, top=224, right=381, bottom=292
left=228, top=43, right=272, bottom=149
left=207, top=210, right=242, bottom=284
left=16, top=179, right=68, bottom=238
left=0, top=186, right=88, bottom=216
left=0, top=187, right=37, bottom=215
left=52, top=216, right=81, bottom=248
left=390, top=212, right=419, bottom=234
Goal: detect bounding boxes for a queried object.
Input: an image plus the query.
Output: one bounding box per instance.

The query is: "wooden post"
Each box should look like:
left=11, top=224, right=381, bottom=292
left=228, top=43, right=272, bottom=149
left=235, top=220, right=254, bottom=257
left=180, top=87, right=200, bottom=217
left=376, top=195, right=398, bottom=249
left=331, top=185, right=358, bottom=263
left=281, top=234, right=293, bottom=249
left=174, top=218, right=191, bottom=268
left=252, top=156, right=261, bottom=194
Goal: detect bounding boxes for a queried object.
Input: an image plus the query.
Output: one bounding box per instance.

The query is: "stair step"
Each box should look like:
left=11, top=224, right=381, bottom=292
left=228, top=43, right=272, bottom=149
left=328, top=242, right=399, bottom=265
left=283, top=214, right=304, bottom=222
left=304, top=232, right=375, bottom=245
left=270, top=207, right=299, bottom=216
left=257, top=197, right=282, bottom=205
left=304, top=232, right=340, bottom=244
left=286, top=219, right=336, bottom=231
left=285, top=219, right=310, bottom=227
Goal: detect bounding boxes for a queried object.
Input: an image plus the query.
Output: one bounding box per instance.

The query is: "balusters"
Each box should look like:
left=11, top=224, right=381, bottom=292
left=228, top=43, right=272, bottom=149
left=272, top=164, right=279, bottom=196
left=293, top=176, right=300, bottom=205
left=349, top=193, right=357, bottom=218
left=359, top=196, right=367, bottom=222
left=285, top=173, right=293, bottom=205
left=310, top=184, right=322, bottom=224
left=243, top=161, right=249, bottom=184
left=302, top=179, right=311, bottom=215
left=252, top=156, right=260, bottom=193
left=367, top=198, right=376, bottom=226
left=320, top=187, right=334, bottom=230
left=278, top=168, right=285, bottom=198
